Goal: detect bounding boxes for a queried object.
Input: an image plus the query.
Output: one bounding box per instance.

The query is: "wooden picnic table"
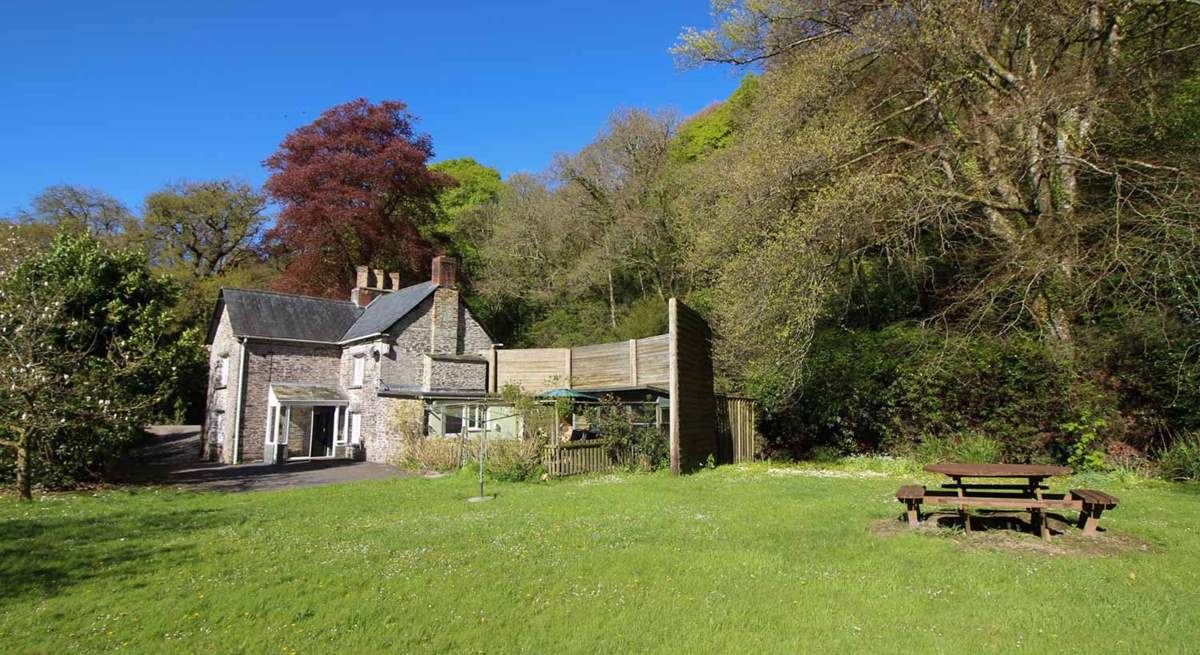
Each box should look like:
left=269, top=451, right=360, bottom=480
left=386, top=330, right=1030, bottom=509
left=897, top=462, right=1118, bottom=541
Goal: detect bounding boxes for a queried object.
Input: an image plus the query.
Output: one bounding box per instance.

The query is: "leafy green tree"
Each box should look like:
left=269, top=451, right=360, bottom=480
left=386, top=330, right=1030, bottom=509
left=478, top=109, right=689, bottom=344
left=0, top=230, right=201, bottom=499
left=428, top=158, right=504, bottom=277
left=143, top=179, right=268, bottom=277
left=671, top=73, right=758, bottom=163
left=674, top=0, right=1200, bottom=396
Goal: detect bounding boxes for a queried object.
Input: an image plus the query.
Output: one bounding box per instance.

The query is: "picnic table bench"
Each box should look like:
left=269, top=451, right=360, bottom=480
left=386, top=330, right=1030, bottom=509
left=896, top=463, right=1119, bottom=541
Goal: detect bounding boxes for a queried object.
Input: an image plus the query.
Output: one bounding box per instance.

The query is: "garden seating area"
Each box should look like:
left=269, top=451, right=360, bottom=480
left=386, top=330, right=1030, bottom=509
left=897, top=462, right=1120, bottom=541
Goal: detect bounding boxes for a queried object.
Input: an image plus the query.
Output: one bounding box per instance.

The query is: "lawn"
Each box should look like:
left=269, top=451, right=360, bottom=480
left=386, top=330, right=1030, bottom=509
left=1, top=464, right=1198, bottom=654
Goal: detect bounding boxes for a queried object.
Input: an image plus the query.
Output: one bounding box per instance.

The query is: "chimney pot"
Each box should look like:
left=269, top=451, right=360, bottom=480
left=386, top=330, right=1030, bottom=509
left=431, top=256, right=457, bottom=288
left=388, top=272, right=401, bottom=290
left=372, top=268, right=385, bottom=289
left=355, top=265, right=370, bottom=289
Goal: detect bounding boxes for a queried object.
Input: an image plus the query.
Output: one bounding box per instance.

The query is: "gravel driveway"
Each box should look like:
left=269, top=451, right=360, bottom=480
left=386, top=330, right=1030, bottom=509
left=113, top=425, right=415, bottom=492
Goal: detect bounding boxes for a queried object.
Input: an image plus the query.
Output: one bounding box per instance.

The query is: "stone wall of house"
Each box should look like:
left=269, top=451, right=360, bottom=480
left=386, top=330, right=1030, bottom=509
left=430, top=287, right=459, bottom=354
left=379, top=296, right=435, bottom=391
left=238, top=340, right=342, bottom=463
left=459, top=303, right=492, bottom=357
left=341, top=341, right=384, bottom=460
left=203, top=306, right=238, bottom=462
left=362, top=397, right=424, bottom=464
left=424, top=356, right=488, bottom=391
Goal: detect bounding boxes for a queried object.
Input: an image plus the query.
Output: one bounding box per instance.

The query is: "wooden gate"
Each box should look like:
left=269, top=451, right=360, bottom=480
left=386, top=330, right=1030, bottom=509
left=715, top=395, right=760, bottom=463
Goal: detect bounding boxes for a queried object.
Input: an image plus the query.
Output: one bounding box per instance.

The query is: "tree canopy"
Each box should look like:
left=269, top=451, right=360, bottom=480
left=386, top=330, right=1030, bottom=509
left=144, top=179, right=268, bottom=278
left=263, top=98, right=451, bottom=297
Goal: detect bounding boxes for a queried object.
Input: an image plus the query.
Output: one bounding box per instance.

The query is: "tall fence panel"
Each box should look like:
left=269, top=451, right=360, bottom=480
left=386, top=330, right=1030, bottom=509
left=668, top=298, right=719, bottom=474
left=715, top=395, right=760, bottom=463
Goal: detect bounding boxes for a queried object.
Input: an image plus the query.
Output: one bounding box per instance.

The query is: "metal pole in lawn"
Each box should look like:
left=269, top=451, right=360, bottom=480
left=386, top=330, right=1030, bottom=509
left=468, top=414, right=494, bottom=503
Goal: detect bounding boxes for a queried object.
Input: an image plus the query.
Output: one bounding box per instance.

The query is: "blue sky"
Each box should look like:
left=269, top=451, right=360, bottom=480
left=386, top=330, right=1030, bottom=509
left=0, top=1, right=741, bottom=215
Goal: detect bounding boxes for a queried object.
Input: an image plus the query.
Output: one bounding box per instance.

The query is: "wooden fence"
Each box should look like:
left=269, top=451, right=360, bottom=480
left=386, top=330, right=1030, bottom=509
left=541, top=395, right=761, bottom=477
left=542, top=440, right=618, bottom=477
left=715, top=395, right=761, bottom=463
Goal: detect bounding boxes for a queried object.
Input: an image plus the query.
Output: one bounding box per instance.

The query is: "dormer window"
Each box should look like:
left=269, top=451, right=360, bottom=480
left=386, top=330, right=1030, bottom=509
left=351, top=354, right=366, bottom=387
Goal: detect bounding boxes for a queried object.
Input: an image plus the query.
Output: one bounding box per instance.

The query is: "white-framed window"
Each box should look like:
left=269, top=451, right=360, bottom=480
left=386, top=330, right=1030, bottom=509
left=444, top=405, right=484, bottom=436
left=351, top=355, right=366, bottom=387
left=350, top=412, right=362, bottom=445
left=216, top=356, right=229, bottom=388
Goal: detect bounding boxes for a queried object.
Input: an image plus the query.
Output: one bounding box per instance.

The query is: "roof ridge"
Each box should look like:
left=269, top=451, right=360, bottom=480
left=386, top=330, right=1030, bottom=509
left=223, top=287, right=359, bottom=306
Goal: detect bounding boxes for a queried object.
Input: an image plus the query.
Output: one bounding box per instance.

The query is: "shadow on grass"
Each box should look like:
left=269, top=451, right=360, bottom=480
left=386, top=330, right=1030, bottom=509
left=0, top=503, right=234, bottom=602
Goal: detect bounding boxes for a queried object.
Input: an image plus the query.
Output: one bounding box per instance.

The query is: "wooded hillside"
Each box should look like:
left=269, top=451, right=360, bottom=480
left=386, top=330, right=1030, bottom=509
left=6, top=0, right=1198, bottom=478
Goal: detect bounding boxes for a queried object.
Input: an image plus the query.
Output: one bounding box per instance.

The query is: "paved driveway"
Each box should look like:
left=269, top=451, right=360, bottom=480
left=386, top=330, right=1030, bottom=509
left=114, top=425, right=414, bottom=492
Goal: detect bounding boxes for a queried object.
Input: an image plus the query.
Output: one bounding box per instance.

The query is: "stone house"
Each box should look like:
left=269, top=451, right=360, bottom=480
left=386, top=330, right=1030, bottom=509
left=202, top=256, right=513, bottom=464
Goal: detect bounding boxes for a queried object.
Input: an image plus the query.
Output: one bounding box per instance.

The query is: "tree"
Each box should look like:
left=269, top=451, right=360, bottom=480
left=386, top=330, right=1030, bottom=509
left=143, top=179, right=268, bottom=277
left=674, top=0, right=1200, bottom=394
left=18, top=185, right=136, bottom=239
left=671, top=73, right=758, bottom=163
left=427, top=157, right=504, bottom=278
left=0, top=230, right=197, bottom=500
left=263, top=98, right=451, bottom=298
left=479, top=109, right=688, bottom=340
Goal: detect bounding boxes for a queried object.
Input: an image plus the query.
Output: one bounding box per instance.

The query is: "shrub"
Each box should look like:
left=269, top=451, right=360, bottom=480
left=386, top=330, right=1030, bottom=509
left=912, top=434, right=1002, bottom=463
left=760, top=324, right=1085, bottom=463
left=390, top=401, right=463, bottom=471
left=951, top=434, right=1004, bottom=464
left=481, top=438, right=545, bottom=482
left=1159, top=435, right=1200, bottom=481
left=585, top=396, right=669, bottom=471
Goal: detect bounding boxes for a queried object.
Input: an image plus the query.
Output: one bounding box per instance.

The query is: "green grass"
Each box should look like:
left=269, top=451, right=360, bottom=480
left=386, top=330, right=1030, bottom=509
left=2, top=465, right=1199, bottom=654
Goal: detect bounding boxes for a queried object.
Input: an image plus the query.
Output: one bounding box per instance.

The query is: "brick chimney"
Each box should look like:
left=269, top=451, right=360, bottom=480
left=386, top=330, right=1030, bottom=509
left=350, top=265, right=404, bottom=307
left=429, top=256, right=460, bottom=353
left=431, top=255, right=457, bottom=288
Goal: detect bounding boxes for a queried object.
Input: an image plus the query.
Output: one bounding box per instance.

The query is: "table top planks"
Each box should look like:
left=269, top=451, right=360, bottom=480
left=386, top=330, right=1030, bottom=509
left=924, top=462, right=1073, bottom=478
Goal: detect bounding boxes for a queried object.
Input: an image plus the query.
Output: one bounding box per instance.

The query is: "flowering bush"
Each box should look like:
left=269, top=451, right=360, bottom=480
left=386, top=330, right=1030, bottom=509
left=0, top=230, right=200, bottom=496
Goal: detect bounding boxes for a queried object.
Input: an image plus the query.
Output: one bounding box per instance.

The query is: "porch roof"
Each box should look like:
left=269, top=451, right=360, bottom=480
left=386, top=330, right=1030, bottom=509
left=270, top=384, right=350, bottom=403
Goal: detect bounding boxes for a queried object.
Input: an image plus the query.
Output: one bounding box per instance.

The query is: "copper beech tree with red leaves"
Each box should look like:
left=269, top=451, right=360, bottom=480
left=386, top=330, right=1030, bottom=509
left=263, top=98, right=452, bottom=297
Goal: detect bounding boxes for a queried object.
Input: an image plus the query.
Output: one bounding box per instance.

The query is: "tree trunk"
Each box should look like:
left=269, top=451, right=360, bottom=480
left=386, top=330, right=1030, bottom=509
left=607, top=269, right=617, bottom=328
left=15, top=433, right=31, bottom=502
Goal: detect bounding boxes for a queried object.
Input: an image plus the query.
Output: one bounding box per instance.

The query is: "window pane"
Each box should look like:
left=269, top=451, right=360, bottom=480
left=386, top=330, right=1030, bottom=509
left=445, top=405, right=463, bottom=435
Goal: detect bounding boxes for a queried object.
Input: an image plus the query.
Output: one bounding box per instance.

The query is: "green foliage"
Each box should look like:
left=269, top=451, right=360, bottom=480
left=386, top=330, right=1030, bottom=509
left=481, top=438, right=546, bottom=482
left=428, top=157, right=504, bottom=277
left=1166, top=73, right=1200, bottom=144
left=1063, top=412, right=1109, bottom=472
left=913, top=434, right=1002, bottom=464
left=671, top=73, right=758, bottom=162
left=767, top=324, right=1083, bottom=462
left=143, top=179, right=268, bottom=277
left=0, top=233, right=203, bottom=489
left=585, top=395, right=668, bottom=470
left=1159, top=434, right=1200, bottom=481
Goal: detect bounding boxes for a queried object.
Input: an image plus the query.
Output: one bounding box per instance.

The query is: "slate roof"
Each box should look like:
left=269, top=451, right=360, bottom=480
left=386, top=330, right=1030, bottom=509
left=211, top=282, right=439, bottom=345
left=340, top=281, right=437, bottom=342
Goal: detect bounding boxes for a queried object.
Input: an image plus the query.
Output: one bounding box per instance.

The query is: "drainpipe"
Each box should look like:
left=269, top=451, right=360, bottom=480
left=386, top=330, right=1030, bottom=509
left=232, top=337, right=248, bottom=464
